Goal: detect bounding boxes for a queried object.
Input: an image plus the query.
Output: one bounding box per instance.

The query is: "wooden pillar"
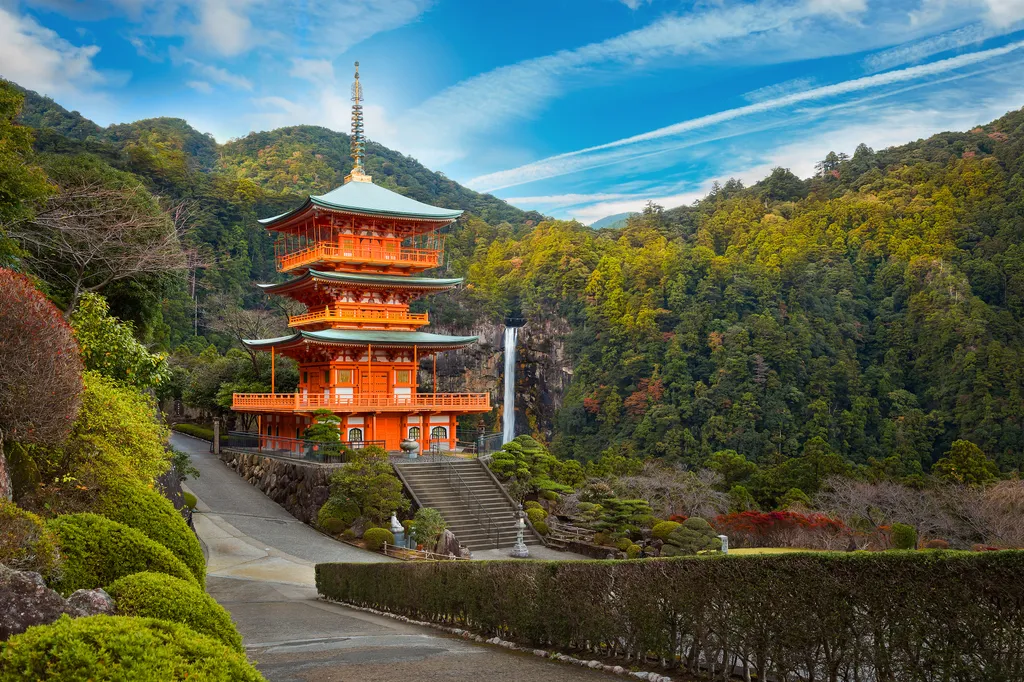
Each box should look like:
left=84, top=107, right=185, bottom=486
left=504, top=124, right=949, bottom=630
left=270, top=346, right=275, bottom=394
left=433, top=353, right=437, bottom=394
left=413, top=344, right=418, bottom=395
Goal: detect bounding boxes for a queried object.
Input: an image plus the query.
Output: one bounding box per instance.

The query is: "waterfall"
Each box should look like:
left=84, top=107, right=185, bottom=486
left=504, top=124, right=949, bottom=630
left=502, top=326, right=518, bottom=444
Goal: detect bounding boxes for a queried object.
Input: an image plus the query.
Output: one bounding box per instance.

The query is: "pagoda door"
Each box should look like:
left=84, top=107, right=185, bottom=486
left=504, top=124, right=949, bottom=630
left=359, top=371, right=388, bottom=402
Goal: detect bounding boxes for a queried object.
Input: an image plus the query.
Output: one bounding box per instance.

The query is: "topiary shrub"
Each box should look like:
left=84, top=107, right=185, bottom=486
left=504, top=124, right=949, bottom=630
left=924, top=538, right=950, bottom=550
left=615, top=536, right=633, bottom=551
left=47, top=513, right=197, bottom=595
left=526, top=507, right=548, bottom=526
left=0, top=615, right=264, bottom=680
left=363, top=527, right=395, bottom=552
left=317, top=497, right=360, bottom=534
left=540, top=490, right=559, bottom=501
left=891, top=523, right=918, bottom=550
left=533, top=521, right=549, bottom=536
left=651, top=520, right=681, bottom=541
left=626, top=544, right=642, bottom=559
left=106, top=572, right=242, bottom=651
left=524, top=501, right=543, bottom=512
left=662, top=517, right=722, bottom=556
left=0, top=500, right=61, bottom=581
left=92, top=483, right=204, bottom=587
left=183, top=492, right=197, bottom=509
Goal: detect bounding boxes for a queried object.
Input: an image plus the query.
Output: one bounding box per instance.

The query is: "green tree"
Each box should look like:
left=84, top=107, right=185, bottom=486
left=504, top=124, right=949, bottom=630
left=932, top=440, right=999, bottom=486
left=304, top=409, right=341, bottom=442
left=71, top=293, right=170, bottom=390
left=325, top=447, right=408, bottom=524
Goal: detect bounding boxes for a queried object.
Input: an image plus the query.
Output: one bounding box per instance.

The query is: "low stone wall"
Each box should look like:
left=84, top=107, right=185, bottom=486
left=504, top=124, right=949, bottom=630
left=218, top=450, right=341, bottom=525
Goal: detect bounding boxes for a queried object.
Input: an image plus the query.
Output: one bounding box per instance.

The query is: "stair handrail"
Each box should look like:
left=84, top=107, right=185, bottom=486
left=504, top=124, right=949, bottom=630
left=442, top=458, right=501, bottom=549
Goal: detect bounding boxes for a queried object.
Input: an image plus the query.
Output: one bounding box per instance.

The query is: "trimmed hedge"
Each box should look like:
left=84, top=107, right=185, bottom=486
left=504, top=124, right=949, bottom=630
left=93, top=483, right=205, bottom=586
left=0, top=615, right=263, bottom=680
left=0, top=501, right=62, bottom=581
left=106, top=572, right=242, bottom=651
left=171, top=423, right=214, bottom=441
left=316, top=552, right=1024, bottom=680
left=46, top=513, right=198, bottom=595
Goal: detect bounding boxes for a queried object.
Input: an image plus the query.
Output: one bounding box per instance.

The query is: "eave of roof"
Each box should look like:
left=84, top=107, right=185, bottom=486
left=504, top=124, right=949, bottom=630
left=258, top=181, right=463, bottom=227
left=257, top=269, right=463, bottom=294
left=242, top=328, right=478, bottom=350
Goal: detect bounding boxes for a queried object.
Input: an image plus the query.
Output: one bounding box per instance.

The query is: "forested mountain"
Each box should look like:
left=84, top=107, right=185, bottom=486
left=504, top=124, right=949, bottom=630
left=6, top=79, right=1024, bottom=499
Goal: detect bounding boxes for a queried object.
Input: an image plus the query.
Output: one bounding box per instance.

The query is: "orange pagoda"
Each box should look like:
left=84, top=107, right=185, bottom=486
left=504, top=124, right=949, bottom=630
left=232, top=63, right=489, bottom=452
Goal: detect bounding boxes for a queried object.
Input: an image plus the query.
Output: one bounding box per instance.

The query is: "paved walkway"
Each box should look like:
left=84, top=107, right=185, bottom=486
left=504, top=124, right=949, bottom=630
left=170, top=434, right=615, bottom=681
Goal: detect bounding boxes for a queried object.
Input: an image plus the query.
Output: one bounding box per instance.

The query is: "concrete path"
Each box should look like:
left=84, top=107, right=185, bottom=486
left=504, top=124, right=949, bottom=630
left=170, top=434, right=616, bottom=681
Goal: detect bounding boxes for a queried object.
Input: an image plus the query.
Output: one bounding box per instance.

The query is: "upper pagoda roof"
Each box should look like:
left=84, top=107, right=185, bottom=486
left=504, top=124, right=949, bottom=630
left=259, top=181, right=463, bottom=228
left=257, top=269, right=463, bottom=295
left=242, top=328, right=478, bottom=351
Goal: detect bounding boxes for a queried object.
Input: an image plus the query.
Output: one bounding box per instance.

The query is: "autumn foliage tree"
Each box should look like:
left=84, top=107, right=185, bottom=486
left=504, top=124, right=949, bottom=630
left=0, top=269, right=83, bottom=499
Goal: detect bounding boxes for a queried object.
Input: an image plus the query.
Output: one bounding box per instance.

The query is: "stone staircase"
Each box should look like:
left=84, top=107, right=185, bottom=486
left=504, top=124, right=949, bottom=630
left=394, top=459, right=540, bottom=551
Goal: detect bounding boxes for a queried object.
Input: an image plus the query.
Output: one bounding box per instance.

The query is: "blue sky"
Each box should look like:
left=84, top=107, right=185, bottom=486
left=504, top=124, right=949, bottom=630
left=3, top=0, right=1024, bottom=224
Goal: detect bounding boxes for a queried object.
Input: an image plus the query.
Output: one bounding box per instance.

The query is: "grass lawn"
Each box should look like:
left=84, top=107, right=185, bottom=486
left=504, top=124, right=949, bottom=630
left=727, top=547, right=822, bottom=555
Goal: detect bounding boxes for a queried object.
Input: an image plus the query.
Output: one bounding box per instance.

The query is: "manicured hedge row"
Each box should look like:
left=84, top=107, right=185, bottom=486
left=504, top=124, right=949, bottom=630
left=171, top=423, right=214, bottom=441
left=317, top=552, right=1024, bottom=681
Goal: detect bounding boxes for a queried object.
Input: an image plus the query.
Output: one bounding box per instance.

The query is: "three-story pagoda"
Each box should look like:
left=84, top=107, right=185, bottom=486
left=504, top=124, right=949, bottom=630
left=232, top=63, right=489, bottom=452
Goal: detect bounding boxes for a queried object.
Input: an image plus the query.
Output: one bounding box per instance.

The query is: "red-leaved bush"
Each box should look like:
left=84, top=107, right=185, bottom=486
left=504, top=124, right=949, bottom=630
left=713, top=510, right=851, bottom=550
left=0, top=268, right=84, bottom=452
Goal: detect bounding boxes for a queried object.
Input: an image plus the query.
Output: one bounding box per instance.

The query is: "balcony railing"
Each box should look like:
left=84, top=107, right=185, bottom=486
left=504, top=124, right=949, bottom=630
left=232, top=392, right=491, bottom=412
left=277, top=242, right=441, bottom=273
left=289, top=305, right=429, bottom=328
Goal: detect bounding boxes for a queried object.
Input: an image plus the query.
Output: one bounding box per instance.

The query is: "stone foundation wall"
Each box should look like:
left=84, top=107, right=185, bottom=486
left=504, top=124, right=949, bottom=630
left=218, top=450, right=341, bottom=525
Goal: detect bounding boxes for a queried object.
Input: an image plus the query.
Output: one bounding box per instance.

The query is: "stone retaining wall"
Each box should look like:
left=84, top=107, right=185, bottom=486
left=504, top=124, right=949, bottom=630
left=218, top=450, right=341, bottom=525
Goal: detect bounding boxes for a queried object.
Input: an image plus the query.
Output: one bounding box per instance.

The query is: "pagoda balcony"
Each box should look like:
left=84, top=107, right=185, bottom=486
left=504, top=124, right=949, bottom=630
left=289, top=304, right=429, bottom=329
left=277, top=242, right=442, bottom=273
left=232, top=391, right=491, bottom=413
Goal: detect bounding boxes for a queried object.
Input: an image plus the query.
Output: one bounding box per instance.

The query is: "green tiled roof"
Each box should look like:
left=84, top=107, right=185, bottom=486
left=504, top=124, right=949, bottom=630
left=258, top=181, right=463, bottom=225
left=243, top=328, right=478, bottom=349
left=257, top=269, right=463, bottom=293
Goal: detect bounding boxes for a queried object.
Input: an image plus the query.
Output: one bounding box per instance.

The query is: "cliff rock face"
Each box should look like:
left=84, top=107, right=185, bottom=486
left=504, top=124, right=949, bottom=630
left=431, top=317, right=573, bottom=441
left=219, top=451, right=339, bottom=524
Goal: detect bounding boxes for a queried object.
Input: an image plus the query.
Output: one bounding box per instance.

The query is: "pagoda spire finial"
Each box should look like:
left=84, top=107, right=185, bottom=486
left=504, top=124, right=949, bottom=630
left=345, top=61, right=372, bottom=184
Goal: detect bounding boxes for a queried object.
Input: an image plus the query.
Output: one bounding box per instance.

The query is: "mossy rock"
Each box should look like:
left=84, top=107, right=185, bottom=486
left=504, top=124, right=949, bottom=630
left=46, top=513, right=198, bottom=595
left=93, top=483, right=205, bottom=587
left=107, top=572, right=243, bottom=651
left=0, top=500, right=61, bottom=581
left=0, top=615, right=264, bottom=681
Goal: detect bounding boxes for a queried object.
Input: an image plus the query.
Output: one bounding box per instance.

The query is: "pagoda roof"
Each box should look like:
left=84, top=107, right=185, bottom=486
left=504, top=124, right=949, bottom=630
left=242, top=328, right=478, bottom=352
left=259, top=181, right=463, bottom=228
left=258, top=269, right=463, bottom=295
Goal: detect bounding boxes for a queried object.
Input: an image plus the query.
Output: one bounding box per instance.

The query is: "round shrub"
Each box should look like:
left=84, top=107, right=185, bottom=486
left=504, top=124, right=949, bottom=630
left=47, top=513, right=197, bottom=595
left=533, top=520, right=549, bottom=536
left=93, top=483, right=205, bottom=586
left=626, top=544, right=642, bottom=559
left=924, top=538, right=950, bottom=550
left=317, top=497, right=360, bottom=534
left=363, top=527, right=395, bottom=551
left=662, top=517, right=722, bottom=556
left=651, top=520, right=681, bottom=540
left=106, top=572, right=242, bottom=651
left=526, top=507, right=548, bottom=526
left=540, top=490, right=559, bottom=501
left=183, top=492, right=198, bottom=509
left=891, top=523, right=918, bottom=550
left=0, top=500, right=61, bottom=581
left=615, top=537, right=633, bottom=551
left=0, top=615, right=264, bottom=681
left=524, top=501, right=543, bottom=512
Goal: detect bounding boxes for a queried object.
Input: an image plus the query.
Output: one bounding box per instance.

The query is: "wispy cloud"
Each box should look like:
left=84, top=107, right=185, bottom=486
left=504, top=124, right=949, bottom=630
left=186, top=80, right=213, bottom=94
left=289, top=58, right=335, bottom=83
left=174, top=53, right=253, bottom=90
left=0, top=6, right=105, bottom=98
left=470, top=40, right=1024, bottom=192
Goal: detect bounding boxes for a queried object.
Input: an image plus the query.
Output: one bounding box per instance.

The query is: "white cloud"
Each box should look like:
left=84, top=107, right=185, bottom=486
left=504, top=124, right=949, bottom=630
left=469, top=39, right=1024, bottom=192
left=984, top=0, right=1024, bottom=25
left=191, top=0, right=253, bottom=57
left=619, top=0, right=651, bottom=9
left=186, top=80, right=213, bottom=93
left=289, top=58, right=335, bottom=83
left=174, top=54, right=253, bottom=90
left=744, top=77, right=818, bottom=102
left=862, top=23, right=995, bottom=72
left=0, top=7, right=105, bottom=98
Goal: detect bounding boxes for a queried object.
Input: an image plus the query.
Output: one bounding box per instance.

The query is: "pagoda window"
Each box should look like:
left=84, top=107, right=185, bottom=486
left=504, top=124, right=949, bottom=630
left=396, top=370, right=410, bottom=384
left=408, top=426, right=421, bottom=440
left=302, top=371, right=308, bottom=384
left=348, top=428, right=363, bottom=442
left=323, top=370, right=330, bottom=384
left=430, top=426, right=447, bottom=440
left=337, top=369, right=352, bottom=384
